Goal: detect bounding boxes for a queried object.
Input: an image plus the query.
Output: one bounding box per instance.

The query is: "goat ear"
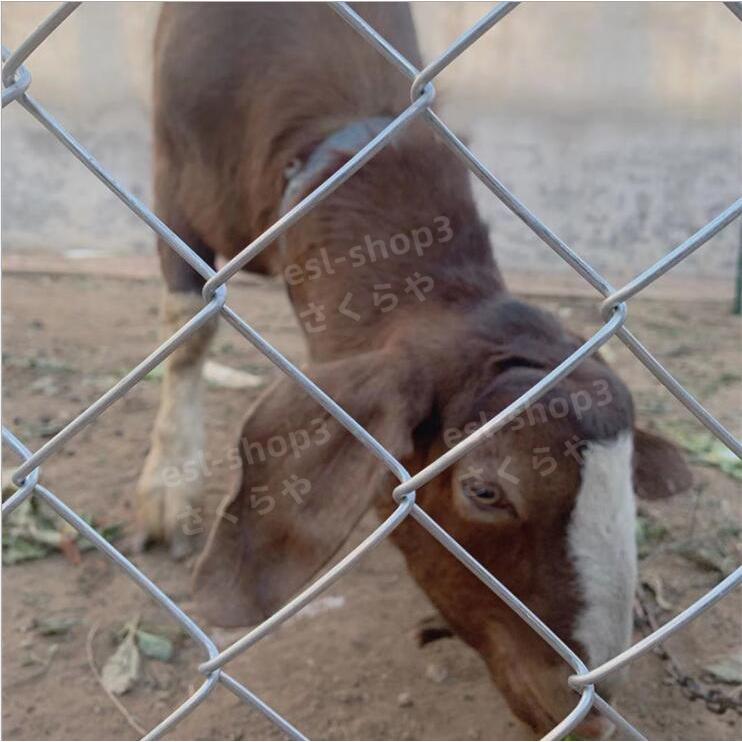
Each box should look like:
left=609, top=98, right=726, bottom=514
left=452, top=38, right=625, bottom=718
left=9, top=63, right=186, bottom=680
left=633, top=427, right=692, bottom=499
left=193, top=349, right=433, bottom=627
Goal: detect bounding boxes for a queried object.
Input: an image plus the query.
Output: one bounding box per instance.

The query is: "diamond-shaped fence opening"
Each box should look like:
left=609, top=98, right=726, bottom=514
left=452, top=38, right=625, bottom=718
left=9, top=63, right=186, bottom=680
left=2, top=2, right=741, bottom=740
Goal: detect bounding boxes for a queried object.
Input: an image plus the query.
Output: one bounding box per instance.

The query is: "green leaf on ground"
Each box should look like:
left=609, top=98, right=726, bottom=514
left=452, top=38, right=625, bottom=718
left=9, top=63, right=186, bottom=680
left=661, top=426, right=742, bottom=480
left=2, top=536, right=50, bottom=565
left=2, top=498, right=123, bottom=565
left=636, top=514, right=668, bottom=558
left=136, top=629, right=174, bottom=662
left=33, top=616, right=78, bottom=636
left=144, top=365, right=165, bottom=381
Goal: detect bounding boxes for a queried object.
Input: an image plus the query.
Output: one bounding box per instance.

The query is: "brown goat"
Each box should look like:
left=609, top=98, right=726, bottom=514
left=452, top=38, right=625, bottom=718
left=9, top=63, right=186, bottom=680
left=136, top=3, right=692, bottom=738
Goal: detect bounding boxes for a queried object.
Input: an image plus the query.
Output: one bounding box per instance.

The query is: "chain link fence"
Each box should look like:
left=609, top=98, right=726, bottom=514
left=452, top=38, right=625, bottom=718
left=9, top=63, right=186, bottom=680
left=2, top=2, right=741, bottom=740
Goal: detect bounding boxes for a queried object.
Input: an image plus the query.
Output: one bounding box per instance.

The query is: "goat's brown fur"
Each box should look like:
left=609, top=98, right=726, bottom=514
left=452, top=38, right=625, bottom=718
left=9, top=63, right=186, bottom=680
left=140, top=4, right=692, bottom=737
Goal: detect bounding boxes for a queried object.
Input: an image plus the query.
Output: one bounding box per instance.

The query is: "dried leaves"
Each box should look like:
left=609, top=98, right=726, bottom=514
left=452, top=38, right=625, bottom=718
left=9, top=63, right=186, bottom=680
left=2, top=497, right=122, bottom=566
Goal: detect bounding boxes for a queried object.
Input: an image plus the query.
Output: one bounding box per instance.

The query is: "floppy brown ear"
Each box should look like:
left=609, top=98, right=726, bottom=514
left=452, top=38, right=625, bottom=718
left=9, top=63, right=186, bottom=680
left=633, top=427, right=693, bottom=499
left=193, top=348, right=434, bottom=627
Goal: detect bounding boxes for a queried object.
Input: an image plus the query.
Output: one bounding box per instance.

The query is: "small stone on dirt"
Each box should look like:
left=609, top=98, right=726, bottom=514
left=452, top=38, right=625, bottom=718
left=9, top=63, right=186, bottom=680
left=397, top=691, right=413, bottom=708
left=32, top=616, right=78, bottom=636
left=703, top=652, right=742, bottom=685
left=203, top=360, right=263, bottom=389
left=425, top=661, right=448, bottom=684
left=335, top=689, right=366, bottom=704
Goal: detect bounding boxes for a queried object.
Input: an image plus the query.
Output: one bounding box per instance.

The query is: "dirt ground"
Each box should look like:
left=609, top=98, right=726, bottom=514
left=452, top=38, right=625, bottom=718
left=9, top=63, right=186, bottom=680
left=1, top=270, right=740, bottom=740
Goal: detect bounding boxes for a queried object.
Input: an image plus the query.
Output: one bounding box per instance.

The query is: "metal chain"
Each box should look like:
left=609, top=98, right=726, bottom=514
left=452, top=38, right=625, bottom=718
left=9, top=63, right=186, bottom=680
left=637, top=586, right=742, bottom=716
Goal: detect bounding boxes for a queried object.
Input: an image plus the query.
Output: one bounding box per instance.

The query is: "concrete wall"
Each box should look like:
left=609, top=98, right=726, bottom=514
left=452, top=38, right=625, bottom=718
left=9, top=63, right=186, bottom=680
left=421, top=2, right=741, bottom=118
left=2, top=2, right=740, bottom=284
left=3, top=2, right=739, bottom=119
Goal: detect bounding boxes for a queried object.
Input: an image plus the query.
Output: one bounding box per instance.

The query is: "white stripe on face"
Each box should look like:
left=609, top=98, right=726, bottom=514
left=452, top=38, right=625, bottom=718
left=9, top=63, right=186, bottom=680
left=567, top=432, right=637, bottom=670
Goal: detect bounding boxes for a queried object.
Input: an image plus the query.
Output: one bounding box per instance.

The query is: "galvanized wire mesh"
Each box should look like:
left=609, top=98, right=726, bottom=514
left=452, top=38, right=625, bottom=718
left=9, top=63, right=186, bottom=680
left=2, top=2, right=741, bottom=740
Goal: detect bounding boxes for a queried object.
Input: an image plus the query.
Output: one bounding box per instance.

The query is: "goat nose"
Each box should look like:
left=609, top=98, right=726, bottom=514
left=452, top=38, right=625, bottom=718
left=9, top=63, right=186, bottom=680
left=574, top=710, right=615, bottom=740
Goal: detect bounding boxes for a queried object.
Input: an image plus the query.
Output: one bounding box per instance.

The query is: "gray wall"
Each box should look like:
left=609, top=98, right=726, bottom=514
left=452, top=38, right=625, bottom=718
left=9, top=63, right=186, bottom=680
left=2, top=2, right=740, bottom=282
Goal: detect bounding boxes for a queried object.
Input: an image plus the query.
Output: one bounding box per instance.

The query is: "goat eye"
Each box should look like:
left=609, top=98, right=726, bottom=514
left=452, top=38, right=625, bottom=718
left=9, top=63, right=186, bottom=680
left=460, top=480, right=518, bottom=519
left=464, top=482, right=503, bottom=504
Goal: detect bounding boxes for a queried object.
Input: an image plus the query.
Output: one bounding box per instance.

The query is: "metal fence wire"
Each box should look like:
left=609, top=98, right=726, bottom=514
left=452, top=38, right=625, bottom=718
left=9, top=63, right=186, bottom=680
left=2, top=2, right=741, bottom=740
